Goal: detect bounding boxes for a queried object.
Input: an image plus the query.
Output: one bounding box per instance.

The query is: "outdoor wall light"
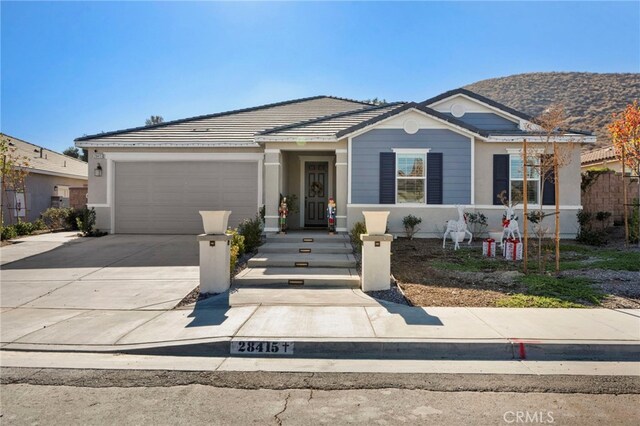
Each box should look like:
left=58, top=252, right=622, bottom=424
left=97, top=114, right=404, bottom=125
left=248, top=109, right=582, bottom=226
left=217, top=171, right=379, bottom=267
left=94, top=163, right=103, bottom=177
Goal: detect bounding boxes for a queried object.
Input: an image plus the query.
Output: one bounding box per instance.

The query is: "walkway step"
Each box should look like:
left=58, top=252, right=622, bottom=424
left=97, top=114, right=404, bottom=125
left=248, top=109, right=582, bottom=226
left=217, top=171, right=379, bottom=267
left=265, top=233, right=350, bottom=244
left=248, top=254, right=356, bottom=268
left=258, top=242, right=352, bottom=254
left=234, top=267, right=360, bottom=287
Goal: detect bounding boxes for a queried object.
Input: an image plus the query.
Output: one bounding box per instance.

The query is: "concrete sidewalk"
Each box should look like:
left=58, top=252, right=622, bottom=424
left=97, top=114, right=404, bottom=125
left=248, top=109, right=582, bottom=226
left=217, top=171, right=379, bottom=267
left=2, top=287, right=639, bottom=361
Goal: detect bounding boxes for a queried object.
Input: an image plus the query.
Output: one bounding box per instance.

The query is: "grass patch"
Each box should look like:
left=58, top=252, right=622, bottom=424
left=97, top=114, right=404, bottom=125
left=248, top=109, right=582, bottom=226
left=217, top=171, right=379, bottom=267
left=589, top=250, right=640, bottom=271
left=498, top=275, right=604, bottom=308
left=496, top=294, right=584, bottom=308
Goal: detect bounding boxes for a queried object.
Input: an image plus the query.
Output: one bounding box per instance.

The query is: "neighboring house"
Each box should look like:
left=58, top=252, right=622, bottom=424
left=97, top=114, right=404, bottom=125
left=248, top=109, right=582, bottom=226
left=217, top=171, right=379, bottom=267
left=1, top=134, right=88, bottom=224
left=75, top=89, right=595, bottom=237
left=581, top=145, right=637, bottom=175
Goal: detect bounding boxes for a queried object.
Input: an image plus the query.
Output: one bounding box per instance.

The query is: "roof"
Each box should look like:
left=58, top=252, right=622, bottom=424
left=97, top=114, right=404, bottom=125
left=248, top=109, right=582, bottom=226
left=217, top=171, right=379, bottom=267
left=75, top=96, right=372, bottom=145
left=421, top=88, right=535, bottom=121
left=257, top=103, right=406, bottom=139
left=581, top=145, right=618, bottom=165
left=2, top=134, right=88, bottom=179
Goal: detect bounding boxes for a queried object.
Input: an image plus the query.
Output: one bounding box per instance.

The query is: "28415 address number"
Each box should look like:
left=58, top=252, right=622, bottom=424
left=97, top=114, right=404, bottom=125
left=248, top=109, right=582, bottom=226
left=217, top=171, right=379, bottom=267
left=230, top=341, right=294, bottom=355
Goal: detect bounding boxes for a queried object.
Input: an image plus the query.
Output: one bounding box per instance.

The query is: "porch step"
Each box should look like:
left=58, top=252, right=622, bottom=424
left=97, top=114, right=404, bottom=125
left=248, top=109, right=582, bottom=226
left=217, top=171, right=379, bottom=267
left=265, top=233, right=350, bottom=244
left=248, top=253, right=357, bottom=268
left=258, top=242, right=353, bottom=254
left=234, top=267, right=360, bottom=288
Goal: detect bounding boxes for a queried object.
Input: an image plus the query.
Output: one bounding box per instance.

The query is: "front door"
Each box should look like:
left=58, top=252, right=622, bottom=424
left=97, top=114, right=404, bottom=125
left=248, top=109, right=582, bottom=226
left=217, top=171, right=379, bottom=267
left=304, top=162, right=328, bottom=227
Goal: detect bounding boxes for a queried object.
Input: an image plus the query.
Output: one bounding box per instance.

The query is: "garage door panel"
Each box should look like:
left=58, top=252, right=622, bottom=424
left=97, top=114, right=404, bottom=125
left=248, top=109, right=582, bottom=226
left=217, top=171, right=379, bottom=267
left=115, top=161, right=258, bottom=234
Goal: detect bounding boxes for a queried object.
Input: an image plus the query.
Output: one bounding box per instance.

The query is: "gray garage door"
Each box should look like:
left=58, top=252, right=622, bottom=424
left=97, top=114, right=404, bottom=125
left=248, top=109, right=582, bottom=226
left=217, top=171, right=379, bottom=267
left=114, top=161, right=258, bottom=234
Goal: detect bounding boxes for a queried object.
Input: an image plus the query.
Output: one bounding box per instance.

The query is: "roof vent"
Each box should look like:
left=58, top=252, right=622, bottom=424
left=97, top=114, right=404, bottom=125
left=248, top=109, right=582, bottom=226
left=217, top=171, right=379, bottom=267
left=450, top=103, right=466, bottom=118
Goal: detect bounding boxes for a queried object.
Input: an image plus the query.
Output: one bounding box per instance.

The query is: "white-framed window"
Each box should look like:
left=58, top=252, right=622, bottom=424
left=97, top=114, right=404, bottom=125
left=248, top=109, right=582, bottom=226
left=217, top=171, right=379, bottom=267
left=509, top=154, right=540, bottom=204
left=394, top=149, right=429, bottom=204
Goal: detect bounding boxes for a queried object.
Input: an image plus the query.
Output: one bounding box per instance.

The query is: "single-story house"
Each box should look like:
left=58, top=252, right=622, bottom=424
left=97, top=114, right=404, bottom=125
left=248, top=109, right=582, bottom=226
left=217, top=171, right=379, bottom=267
left=2, top=134, right=88, bottom=224
left=581, top=145, right=637, bottom=175
left=75, top=89, right=595, bottom=237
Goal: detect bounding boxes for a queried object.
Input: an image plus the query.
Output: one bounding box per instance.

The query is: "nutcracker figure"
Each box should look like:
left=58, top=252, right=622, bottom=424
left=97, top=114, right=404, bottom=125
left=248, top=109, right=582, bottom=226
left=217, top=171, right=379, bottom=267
left=278, top=197, right=289, bottom=233
left=327, top=197, right=337, bottom=234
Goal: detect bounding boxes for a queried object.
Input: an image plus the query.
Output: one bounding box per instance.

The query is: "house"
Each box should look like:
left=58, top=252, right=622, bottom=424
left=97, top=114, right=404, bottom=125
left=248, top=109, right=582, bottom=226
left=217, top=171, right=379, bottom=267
left=1, top=134, right=88, bottom=224
left=581, top=145, right=637, bottom=175
left=74, top=89, right=595, bottom=237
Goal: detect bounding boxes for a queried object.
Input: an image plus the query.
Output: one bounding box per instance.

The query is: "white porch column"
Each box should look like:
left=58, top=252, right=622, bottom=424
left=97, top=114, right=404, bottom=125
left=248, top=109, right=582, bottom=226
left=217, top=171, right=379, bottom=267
left=264, top=149, right=281, bottom=232
left=335, top=149, right=348, bottom=232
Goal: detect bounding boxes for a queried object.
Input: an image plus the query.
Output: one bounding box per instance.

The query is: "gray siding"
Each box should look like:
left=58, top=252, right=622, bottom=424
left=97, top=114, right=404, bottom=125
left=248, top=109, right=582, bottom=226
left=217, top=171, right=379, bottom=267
left=443, top=112, right=519, bottom=131
left=351, top=129, right=471, bottom=204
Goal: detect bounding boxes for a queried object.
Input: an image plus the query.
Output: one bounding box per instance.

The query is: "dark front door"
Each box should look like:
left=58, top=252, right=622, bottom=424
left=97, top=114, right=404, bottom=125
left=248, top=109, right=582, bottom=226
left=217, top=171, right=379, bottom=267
left=304, top=162, right=328, bottom=227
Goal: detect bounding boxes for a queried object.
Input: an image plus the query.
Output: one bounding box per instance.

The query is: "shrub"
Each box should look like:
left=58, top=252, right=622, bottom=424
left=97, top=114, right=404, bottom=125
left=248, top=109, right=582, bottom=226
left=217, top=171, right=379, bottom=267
left=576, top=210, right=607, bottom=246
left=238, top=214, right=262, bottom=252
left=76, top=207, right=96, bottom=236
left=227, top=229, right=246, bottom=256
left=402, top=214, right=422, bottom=239
left=14, top=220, right=35, bottom=236
left=42, top=207, right=71, bottom=230
left=466, top=212, right=488, bottom=237
left=33, top=219, right=47, bottom=231
left=1, top=225, right=17, bottom=240
left=350, top=220, right=367, bottom=251
left=229, top=244, right=240, bottom=275
left=66, top=208, right=82, bottom=231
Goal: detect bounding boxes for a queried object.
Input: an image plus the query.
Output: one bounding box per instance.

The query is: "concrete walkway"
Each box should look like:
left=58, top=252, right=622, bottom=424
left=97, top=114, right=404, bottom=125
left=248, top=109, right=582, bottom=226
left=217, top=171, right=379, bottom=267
left=2, top=286, right=638, bottom=361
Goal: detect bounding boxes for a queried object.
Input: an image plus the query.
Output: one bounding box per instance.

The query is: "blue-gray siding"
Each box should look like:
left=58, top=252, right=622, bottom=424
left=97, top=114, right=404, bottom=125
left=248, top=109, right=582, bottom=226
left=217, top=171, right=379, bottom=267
left=443, top=112, right=519, bottom=131
left=351, top=129, right=471, bottom=204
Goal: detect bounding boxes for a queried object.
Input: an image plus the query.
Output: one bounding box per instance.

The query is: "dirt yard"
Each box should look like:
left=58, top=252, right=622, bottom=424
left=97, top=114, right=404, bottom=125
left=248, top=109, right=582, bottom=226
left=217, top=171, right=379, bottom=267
left=391, top=238, right=640, bottom=308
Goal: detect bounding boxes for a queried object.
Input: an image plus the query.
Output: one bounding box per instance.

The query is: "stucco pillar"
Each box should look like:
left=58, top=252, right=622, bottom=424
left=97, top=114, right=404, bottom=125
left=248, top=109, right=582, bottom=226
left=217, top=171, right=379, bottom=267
left=335, top=149, right=348, bottom=232
left=197, top=233, right=232, bottom=294
left=360, top=234, right=393, bottom=291
left=264, top=150, right=281, bottom=232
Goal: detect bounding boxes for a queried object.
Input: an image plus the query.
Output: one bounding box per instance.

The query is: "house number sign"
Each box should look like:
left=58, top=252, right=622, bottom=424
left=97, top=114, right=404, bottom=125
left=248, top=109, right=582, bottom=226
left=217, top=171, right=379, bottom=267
left=230, top=341, right=294, bottom=355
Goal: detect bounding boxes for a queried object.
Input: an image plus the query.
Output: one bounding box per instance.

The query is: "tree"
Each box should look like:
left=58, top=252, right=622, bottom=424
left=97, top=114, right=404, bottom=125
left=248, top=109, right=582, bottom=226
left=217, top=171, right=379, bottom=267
left=1, top=135, right=31, bottom=226
left=608, top=101, right=640, bottom=247
left=361, top=98, right=387, bottom=106
left=523, top=105, right=580, bottom=273
left=145, top=115, right=164, bottom=126
left=63, top=147, right=80, bottom=158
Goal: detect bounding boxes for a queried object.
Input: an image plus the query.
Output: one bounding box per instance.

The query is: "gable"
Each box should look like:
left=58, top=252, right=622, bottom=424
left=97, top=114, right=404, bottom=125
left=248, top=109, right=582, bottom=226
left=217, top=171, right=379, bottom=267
left=428, top=94, right=521, bottom=131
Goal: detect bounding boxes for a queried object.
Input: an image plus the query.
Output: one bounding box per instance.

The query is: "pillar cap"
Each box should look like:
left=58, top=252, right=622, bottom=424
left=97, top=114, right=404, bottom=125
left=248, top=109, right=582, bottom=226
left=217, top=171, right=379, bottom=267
left=360, top=233, right=393, bottom=242
left=197, top=233, right=233, bottom=241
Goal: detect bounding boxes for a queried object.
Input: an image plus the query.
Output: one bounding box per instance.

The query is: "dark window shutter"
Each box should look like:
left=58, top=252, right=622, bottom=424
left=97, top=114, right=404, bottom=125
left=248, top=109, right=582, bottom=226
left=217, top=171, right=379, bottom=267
left=542, top=155, right=556, bottom=205
left=379, top=152, right=396, bottom=204
left=426, top=152, right=443, bottom=204
left=493, top=154, right=510, bottom=205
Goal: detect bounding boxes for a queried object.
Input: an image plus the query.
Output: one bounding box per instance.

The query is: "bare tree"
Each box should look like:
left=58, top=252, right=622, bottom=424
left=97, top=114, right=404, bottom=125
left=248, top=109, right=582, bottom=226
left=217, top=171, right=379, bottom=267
left=145, top=115, right=164, bottom=126
left=1, top=135, right=31, bottom=226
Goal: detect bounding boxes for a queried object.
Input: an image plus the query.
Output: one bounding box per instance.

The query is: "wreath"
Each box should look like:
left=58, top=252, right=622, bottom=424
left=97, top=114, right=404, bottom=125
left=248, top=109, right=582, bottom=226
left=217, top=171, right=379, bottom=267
left=310, top=181, right=323, bottom=196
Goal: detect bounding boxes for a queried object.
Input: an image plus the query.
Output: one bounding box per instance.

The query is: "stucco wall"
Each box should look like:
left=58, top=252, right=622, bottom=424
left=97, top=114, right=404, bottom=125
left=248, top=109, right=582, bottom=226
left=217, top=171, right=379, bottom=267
left=2, top=173, right=87, bottom=224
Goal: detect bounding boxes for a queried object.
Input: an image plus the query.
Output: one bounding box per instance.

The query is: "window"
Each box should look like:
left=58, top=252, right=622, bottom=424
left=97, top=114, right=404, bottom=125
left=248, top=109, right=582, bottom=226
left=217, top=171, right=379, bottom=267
left=509, top=155, right=539, bottom=204
left=396, top=151, right=427, bottom=203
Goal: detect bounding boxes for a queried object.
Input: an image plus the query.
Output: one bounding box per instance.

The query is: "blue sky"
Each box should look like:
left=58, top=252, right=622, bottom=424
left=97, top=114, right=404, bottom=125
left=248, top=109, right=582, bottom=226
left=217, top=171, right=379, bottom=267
left=2, top=1, right=639, bottom=153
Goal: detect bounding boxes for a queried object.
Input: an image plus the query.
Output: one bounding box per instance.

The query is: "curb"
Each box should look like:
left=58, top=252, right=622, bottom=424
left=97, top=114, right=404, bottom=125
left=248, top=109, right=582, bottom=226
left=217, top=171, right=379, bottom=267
left=4, top=338, right=639, bottom=361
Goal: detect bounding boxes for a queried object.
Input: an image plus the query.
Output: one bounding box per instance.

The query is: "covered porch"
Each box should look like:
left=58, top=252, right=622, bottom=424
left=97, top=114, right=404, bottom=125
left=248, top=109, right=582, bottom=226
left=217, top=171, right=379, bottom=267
left=263, top=142, right=348, bottom=233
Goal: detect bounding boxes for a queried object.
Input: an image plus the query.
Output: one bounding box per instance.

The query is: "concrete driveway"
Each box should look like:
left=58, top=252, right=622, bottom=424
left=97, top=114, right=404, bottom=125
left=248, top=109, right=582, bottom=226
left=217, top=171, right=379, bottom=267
left=1, top=234, right=198, bottom=311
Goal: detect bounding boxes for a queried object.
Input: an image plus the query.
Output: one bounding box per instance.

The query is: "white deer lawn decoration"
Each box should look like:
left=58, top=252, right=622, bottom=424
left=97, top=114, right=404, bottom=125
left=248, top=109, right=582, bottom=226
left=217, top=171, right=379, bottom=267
left=501, top=203, right=522, bottom=244
left=443, top=205, right=473, bottom=250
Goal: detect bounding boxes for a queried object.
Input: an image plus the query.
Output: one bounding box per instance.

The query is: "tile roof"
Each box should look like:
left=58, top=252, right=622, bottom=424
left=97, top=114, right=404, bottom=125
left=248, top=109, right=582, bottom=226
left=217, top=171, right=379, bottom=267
left=75, top=96, right=372, bottom=145
left=258, top=103, right=406, bottom=139
left=581, top=145, right=617, bottom=165
left=2, top=134, right=88, bottom=179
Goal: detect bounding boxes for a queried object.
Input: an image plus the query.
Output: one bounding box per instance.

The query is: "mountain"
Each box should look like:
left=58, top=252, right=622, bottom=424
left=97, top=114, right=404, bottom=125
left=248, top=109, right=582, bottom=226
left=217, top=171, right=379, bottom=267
left=464, top=72, right=640, bottom=146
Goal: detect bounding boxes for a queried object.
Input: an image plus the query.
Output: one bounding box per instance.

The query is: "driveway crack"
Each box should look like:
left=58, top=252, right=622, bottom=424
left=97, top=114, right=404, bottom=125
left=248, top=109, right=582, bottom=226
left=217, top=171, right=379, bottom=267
left=274, top=392, right=291, bottom=425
